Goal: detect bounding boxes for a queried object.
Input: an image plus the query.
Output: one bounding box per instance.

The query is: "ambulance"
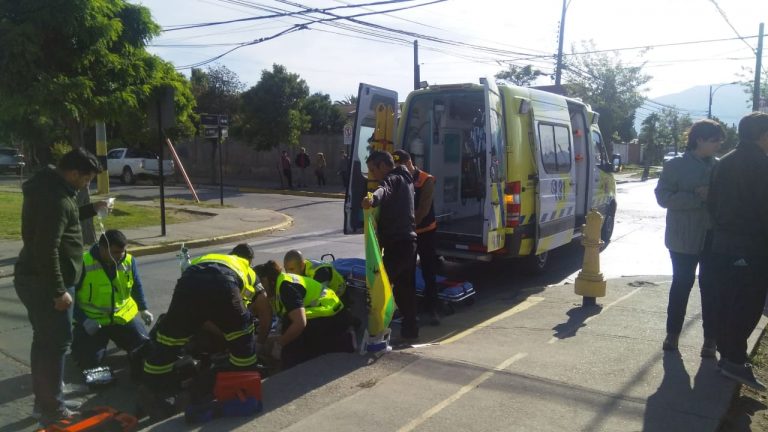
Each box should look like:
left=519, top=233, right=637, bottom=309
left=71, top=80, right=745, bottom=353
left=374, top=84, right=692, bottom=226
left=344, top=79, right=617, bottom=272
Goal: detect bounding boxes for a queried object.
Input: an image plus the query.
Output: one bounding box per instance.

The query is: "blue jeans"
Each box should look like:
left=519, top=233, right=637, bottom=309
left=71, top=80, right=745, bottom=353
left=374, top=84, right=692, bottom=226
left=666, top=251, right=716, bottom=338
left=71, top=315, right=149, bottom=369
left=14, top=278, right=74, bottom=417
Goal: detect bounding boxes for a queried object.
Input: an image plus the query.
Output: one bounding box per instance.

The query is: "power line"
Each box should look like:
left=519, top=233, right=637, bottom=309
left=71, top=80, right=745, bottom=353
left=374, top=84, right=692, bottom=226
left=707, top=0, right=756, bottom=54
left=162, top=0, right=437, bottom=32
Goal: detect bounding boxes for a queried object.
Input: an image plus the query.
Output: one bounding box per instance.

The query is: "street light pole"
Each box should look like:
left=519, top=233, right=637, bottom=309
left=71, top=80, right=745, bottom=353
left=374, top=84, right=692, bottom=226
left=554, top=0, right=567, bottom=87
left=708, top=82, right=739, bottom=119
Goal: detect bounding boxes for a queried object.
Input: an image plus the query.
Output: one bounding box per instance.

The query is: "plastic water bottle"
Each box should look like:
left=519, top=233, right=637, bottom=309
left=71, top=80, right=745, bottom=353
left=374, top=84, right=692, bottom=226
left=178, top=243, right=191, bottom=274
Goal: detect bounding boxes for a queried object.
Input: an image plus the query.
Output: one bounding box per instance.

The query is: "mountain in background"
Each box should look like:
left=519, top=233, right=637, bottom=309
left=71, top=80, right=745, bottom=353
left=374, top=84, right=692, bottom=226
left=636, top=84, right=752, bottom=132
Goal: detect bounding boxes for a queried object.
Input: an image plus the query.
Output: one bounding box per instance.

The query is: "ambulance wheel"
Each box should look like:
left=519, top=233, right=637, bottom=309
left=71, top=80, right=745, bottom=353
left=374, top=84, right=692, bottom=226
left=463, top=297, right=475, bottom=307
left=601, top=203, right=616, bottom=243
left=524, top=251, right=549, bottom=275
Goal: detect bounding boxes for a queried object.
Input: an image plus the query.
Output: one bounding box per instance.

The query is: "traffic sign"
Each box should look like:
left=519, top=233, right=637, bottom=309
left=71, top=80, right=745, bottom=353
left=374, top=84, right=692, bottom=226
left=219, top=116, right=229, bottom=127
left=200, top=114, right=219, bottom=126
left=343, top=123, right=353, bottom=146
left=203, top=127, right=218, bottom=138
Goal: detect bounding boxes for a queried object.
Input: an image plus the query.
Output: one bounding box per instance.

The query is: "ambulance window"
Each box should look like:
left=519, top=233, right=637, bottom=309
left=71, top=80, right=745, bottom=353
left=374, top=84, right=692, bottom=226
left=539, top=123, right=572, bottom=174
left=592, top=131, right=606, bottom=165
left=357, top=125, right=375, bottom=175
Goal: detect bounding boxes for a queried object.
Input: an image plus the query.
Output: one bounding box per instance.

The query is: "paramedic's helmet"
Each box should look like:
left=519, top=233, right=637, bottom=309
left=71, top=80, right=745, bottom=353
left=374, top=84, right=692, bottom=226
left=392, top=149, right=411, bottom=164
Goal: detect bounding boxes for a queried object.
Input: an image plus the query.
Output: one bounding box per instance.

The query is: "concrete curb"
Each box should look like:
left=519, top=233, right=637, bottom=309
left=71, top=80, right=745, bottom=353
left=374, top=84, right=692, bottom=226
left=236, top=186, right=344, bottom=200
left=128, top=214, right=294, bottom=257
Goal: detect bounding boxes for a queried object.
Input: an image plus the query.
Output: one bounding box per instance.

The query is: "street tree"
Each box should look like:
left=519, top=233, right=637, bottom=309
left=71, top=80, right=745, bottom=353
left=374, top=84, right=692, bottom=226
left=639, top=113, right=663, bottom=165
left=495, top=64, right=545, bottom=87
left=304, top=93, right=346, bottom=134
left=739, top=66, right=768, bottom=109
left=0, top=0, right=195, bottom=161
left=564, top=42, right=651, bottom=143
left=190, top=64, right=245, bottom=116
left=239, top=64, right=310, bottom=151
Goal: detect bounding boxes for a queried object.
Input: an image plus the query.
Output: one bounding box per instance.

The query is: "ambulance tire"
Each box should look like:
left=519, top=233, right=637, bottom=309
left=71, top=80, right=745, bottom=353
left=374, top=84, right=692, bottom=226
left=601, top=203, right=616, bottom=243
left=523, top=251, right=549, bottom=275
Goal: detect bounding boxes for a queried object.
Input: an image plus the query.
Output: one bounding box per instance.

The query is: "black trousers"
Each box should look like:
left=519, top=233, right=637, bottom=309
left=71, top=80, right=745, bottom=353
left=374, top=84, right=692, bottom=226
left=383, top=239, right=418, bottom=339
left=283, top=169, right=293, bottom=189
left=417, top=229, right=439, bottom=313
left=713, top=253, right=768, bottom=364
left=281, top=309, right=354, bottom=370
left=144, top=276, right=255, bottom=385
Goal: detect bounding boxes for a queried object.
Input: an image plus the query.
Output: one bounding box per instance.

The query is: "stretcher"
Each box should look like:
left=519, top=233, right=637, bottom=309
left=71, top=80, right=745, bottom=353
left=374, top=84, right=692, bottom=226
left=329, top=257, right=476, bottom=312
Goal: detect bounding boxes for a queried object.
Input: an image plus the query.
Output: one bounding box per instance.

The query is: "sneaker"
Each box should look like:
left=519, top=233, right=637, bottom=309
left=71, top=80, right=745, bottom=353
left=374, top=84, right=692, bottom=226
left=701, top=338, right=717, bottom=358
left=38, top=407, right=79, bottom=427
left=662, top=333, right=679, bottom=351
left=720, top=361, right=767, bottom=391
left=32, top=400, right=83, bottom=420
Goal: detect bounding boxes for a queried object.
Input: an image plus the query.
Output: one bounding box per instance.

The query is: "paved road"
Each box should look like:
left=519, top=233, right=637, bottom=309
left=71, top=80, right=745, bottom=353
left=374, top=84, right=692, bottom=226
left=0, top=179, right=670, bottom=431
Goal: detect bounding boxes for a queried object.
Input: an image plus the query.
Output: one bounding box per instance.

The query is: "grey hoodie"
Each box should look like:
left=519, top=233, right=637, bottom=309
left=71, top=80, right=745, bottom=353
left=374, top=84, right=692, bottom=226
left=655, top=151, right=717, bottom=255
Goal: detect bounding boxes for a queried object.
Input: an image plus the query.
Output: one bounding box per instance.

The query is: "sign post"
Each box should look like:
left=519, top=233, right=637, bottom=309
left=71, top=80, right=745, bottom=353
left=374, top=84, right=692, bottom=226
left=149, top=86, right=175, bottom=236
left=200, top=114, right=229, bottom=206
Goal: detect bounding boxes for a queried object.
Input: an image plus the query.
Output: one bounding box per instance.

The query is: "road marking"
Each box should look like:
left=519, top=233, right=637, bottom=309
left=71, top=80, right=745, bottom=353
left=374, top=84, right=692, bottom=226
left=547, top=286, right=644, bottom=344
left=257, top=240, right=328, bottom=254
left=439, top=297, right=544, bottom=345
left=396, top=352, right=528, bottom=432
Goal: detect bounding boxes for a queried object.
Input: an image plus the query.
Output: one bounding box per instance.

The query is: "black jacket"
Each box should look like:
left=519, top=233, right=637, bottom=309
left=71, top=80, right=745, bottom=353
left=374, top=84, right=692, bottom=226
left=15, top=167, right=96, bottom=297
left=371, top=165, right=416, bottom=246
left=708, top=143, right=768, bottom=258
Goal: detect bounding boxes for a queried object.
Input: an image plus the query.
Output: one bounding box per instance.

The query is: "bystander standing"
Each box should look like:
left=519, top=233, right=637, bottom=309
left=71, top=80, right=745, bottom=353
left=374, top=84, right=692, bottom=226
left=295, top=147, right=311, bottom=188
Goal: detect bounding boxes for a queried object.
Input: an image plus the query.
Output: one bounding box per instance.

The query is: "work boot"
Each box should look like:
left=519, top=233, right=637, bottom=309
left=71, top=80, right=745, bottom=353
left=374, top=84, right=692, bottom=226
left=32, top=400, right=82, bottom=421
left=662, top=333, right=679, bottom=351
left=38, top=407, right=79, bottom=427
left=720, top=360, right=767, bottom=391
left=700, top=338, right=717, bottom=358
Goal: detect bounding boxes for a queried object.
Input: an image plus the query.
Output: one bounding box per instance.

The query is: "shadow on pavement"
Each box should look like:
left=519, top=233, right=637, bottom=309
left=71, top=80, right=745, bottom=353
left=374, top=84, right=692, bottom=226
left=551, top=305, right=603, bottom=340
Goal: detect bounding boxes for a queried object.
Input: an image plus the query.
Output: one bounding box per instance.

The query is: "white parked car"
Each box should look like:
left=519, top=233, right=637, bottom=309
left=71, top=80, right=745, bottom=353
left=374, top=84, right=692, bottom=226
left=107, top=148, right=174, bottom=185
left=0, top=148, right=25, bottom=174
left=663, top=151, right=678, bottom=162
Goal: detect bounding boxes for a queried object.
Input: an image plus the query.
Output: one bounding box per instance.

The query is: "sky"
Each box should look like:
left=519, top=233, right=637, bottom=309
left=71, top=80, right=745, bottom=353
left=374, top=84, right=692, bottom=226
left=139, top=0, right=767, bottom=111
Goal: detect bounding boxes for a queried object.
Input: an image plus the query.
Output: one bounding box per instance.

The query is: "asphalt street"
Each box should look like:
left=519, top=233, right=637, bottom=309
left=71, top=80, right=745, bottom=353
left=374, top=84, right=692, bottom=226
left=0, top=178, right=671, bottom=431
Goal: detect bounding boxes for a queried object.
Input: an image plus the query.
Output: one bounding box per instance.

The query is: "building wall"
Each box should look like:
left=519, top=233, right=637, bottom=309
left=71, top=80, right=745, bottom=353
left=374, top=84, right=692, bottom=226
left=173, top=134, right=348, bottom=185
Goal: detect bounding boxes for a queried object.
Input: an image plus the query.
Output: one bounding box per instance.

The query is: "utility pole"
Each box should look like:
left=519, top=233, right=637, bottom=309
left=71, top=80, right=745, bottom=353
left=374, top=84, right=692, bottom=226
left=753, top=22, right=764, bottom=112
left=554, top=0, right=567, bottom=87
left=708, top=85, right=713, bottom=119
left=95, top=121, right=108, bottom=195
left=413, top=40, right=420, bottom=90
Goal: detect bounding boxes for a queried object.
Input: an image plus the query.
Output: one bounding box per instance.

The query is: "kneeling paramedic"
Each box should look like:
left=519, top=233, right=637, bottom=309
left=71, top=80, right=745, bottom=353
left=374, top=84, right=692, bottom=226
left=72, top=230, right=151, bottom=370
left=143, top=244, right=271, bottom=390
left=255, top=260, right=354, bottom=369
left=283, top=249, right=346, bottom=298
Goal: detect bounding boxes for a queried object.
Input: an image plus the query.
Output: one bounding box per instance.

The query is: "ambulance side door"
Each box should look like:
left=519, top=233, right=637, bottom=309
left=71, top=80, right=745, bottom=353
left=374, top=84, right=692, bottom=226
left=343, top=83, right=398, bottom=234
left=482, top=78, right=506, bottom=252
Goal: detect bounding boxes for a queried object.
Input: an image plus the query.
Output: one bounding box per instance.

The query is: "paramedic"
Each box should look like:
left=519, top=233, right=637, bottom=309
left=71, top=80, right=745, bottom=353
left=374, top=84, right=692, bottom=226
left=393, top=150, right=440, bottom=326
left=143, top=244, right=270, bottom=390
left=256, top=260, right=354, bottom=369
left=283, top=249, right=346, bottom=297
left=71, top=230, right=151, bottom=370
left=362, top=150, right=419, bottom=340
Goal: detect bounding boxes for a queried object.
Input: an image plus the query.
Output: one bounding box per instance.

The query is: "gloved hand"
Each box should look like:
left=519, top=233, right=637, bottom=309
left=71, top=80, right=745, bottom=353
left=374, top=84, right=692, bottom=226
left=140, top=310, right=154, bottom=326
left=83, top=319, right=101, bottom=336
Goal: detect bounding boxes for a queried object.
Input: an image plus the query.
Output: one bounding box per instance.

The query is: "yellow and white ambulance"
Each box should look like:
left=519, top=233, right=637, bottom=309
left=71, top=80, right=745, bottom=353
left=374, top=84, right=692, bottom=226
left=344, top=79, right=617, bottom=272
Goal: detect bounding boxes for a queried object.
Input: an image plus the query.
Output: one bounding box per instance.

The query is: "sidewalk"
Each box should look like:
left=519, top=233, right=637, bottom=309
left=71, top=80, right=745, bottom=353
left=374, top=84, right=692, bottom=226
left=150, top=276, right=767, bottom=432
left=0, top=201, right=292, bottom=278
left=190, top=177, right=345, bottom=199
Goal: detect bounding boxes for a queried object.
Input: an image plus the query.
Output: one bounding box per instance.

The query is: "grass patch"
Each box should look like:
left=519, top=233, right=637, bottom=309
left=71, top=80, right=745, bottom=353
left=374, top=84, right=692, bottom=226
left=0, top=191, right=204, bottom=240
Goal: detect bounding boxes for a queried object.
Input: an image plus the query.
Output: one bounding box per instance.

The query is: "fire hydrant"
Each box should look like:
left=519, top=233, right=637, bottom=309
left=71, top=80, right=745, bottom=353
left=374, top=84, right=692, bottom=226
left=575, top=210, right=606, bottom=307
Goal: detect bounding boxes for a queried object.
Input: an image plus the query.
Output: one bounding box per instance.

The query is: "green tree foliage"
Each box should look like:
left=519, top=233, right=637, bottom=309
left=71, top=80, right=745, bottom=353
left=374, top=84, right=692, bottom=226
left=564, top=42, right=651, bottom=143
left=304, top=93, right=346, bottom=134
left=239, top=64, right=310, bottom=150
left=494, top=64, right=545, bottom=87
left=0, top=0, right=195, bottom=160
left=335, top=94, right=358, bottom=105
left=639, top=113, right=663, bottom=165
left=190, top=64, right=245, bottom=116
left=710, top=116, right=738, bottom=155
left=739, top=67, right=768, bottom=109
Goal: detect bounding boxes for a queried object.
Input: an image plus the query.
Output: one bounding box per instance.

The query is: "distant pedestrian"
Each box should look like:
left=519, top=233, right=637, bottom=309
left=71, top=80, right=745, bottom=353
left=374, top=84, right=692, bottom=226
left=281, top=150, right=293, bottom=189
left=14, top=148, right=106, bottom=426
left=362, top=150, right=418, bottom=341
left=708, top=112, right=768, bottom=390
left=295, top=147, right=311, bottom=188
left=315, top=152, right=327, bottom=187
left=655, top=119, right=723, bottom=357
left=338, top=150, right=350, bottom=189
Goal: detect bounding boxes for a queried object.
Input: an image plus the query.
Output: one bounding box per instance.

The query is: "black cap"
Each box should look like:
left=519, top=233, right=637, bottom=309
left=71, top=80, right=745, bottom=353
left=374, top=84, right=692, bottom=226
left=392, top=149, right=411, bottom=164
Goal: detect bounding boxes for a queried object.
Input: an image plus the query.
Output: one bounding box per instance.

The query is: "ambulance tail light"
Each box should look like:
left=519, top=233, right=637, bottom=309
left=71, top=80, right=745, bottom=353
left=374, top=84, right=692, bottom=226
left=505, top=181, right=522, bottom=228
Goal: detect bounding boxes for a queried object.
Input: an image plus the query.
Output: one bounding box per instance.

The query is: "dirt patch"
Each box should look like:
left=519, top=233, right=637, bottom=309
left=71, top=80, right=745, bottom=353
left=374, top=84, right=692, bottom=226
left=719, top=334, right=768, bottom=431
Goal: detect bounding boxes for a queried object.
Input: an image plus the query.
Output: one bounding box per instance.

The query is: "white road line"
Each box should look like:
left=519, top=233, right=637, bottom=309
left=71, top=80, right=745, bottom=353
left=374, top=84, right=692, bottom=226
left=396, top=353, right=528, bottom=432
left=547, top=286, right=644, bottom=344
left=439, top=297, right=545, bottom=345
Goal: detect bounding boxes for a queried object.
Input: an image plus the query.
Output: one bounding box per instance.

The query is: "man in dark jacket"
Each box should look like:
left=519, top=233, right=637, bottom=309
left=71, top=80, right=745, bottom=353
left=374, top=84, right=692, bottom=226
left=14, top=148, right=105, bottom=425
left=362, top=150, right=418, bottom=340
left=295, top=147, right=311, bottom=188
left=708, top=112, right=768, bottom=390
